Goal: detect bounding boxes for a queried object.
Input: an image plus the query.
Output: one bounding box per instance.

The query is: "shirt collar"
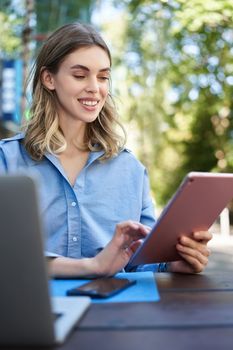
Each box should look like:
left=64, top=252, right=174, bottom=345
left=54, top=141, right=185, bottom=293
left=5, top=133, right=129, bottom=166
left=1, top=132, right=25, bottom=142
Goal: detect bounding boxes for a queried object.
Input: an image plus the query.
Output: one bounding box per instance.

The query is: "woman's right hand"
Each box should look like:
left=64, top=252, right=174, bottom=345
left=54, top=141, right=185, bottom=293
left=93, top=221, right=151, bottom=276
left=47, top=221, right=150, bottom=278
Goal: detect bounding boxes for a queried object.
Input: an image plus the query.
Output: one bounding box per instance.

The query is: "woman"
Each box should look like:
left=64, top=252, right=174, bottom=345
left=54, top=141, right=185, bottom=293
left=0, top=22, right=212, bottom=277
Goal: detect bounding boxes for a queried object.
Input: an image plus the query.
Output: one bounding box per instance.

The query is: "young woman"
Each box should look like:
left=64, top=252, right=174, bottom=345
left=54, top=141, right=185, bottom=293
left=0, top=22, right=212, bottom=277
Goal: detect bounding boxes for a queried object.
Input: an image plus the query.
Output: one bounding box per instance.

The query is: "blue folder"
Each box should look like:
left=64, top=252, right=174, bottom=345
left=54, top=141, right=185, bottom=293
left=50, top=271, right=160, bottom=303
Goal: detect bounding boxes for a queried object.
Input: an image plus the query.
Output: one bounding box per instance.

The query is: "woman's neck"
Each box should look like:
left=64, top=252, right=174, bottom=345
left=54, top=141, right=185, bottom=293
left=59, top=117, right=87, bottom=148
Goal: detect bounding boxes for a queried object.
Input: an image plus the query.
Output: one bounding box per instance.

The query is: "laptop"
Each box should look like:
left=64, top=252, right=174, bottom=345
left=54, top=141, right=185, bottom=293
left=0, top=175, right=91, bottom=346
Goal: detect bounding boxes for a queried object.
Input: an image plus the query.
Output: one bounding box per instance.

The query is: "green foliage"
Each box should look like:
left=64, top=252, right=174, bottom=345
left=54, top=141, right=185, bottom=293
left=110, top=0, right=233, bottom=206
left=0, top=11, right=22, bottom=57
left=36, top=0, right=94, bottom=37
left=0, top=0, right=95, bottom=56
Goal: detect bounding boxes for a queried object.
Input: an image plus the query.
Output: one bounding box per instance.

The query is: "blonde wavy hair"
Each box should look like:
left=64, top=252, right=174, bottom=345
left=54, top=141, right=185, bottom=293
left=24, top=22, right=126, bottom=161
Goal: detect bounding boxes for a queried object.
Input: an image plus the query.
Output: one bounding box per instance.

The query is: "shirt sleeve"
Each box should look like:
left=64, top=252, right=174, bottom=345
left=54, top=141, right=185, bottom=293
left=45, top=251, right=61, bottom=258
left=0, top=146, right=7, bottom=173
left=140, top=169, right=156, bottom=228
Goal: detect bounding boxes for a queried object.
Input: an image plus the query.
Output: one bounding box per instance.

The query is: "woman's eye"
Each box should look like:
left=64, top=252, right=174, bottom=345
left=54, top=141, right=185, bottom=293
left=98, top=76, right=110, bottom=81
left=74, top=75, right=85, bottom=79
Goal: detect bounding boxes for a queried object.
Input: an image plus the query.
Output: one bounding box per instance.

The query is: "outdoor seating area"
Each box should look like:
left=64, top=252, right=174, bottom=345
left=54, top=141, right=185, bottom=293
left=1, top=1, right=233, bottom=349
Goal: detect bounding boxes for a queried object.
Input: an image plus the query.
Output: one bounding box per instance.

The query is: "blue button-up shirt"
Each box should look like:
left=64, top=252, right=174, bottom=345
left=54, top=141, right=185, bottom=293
left=0, top=134, right=156, bottom=264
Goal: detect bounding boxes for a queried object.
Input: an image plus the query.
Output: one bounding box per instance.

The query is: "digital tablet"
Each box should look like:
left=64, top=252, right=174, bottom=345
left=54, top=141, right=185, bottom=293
left=128, top=172, right=233, bottom=267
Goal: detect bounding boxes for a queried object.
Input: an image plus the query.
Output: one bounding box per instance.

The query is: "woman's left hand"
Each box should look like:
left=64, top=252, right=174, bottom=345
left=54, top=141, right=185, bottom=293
left=169, top=230, right=212, bottom=274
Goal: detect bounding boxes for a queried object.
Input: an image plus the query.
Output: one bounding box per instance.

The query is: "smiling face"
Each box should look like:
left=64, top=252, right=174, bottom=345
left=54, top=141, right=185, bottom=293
left=42, top=45, right=111, bottom=127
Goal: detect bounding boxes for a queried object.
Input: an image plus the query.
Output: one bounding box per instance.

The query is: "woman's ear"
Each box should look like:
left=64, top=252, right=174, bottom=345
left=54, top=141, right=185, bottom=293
left=41, top=68, right=55, bottom=91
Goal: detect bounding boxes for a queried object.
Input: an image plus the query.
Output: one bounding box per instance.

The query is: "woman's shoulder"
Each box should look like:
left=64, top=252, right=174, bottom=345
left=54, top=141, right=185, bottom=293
left=0, top=133, right=24, bottom=148
left=92, top=148, right=146, bottom=180
left=113, top=147, right=146, bottom=172
left=0, top=133, right=25, bottom=161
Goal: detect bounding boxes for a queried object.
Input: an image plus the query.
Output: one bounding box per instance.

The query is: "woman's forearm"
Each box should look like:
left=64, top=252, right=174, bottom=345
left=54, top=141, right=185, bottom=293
left=47, top=256, right=99, bottom=278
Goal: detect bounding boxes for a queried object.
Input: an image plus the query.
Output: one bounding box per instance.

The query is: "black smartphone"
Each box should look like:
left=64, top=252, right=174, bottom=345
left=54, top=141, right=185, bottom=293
left=66, top=277, right=136, bottom=298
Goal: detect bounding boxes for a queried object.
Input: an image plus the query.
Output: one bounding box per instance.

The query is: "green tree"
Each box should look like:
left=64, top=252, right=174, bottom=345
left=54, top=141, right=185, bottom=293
left=109, top=0, right=233, bottom=206
left=0, top=0, right=96, bottom=134
left=0, top=0, right=23, bottom=57
left=35, top=0, right=94, bottom=43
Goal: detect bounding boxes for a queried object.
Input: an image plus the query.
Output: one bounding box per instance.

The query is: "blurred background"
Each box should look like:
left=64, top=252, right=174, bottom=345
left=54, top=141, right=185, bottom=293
left=1, top=0, right=233, bottom=259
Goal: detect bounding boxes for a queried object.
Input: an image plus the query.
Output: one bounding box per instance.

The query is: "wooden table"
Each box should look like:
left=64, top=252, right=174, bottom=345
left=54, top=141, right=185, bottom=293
left=60, top=271, right=233, bottom=350
left=2, top=272, right=232, bottom=350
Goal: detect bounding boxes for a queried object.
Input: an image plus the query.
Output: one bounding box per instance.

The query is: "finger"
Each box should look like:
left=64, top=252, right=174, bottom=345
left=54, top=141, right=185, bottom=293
left=125, top=228, right=148, bottom=243
left=178, top=252, right=207, bottom=273
left=192, top=231, right=213, bottom=243
left=116, top=221, right=149, bottom=237
left=179, top=253, right=208, bottom=273
left=176, top=243, right=209, bottom=264
left=121, top=240, right=143, bottom=258
left=133, top=222, right=151, bottom=235
left=179, top=236, right=211, bottom=257
left=115, top=222, right=147, bottom=250
left=142, top=225, right=152, bottom=233
left=129, top=239, right=143, bottom=254
left=116, top=221, right=140, bottom=231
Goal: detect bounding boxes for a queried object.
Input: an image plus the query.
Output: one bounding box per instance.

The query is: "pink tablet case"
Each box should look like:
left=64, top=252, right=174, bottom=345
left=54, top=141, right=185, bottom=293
left=129, top=172, right=233, bottom=266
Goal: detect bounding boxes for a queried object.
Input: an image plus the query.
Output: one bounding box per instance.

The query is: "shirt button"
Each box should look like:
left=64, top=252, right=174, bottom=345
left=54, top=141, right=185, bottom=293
left=71, top=201, right=77, bottom=207
left=72, top=236, right=78, bottom=242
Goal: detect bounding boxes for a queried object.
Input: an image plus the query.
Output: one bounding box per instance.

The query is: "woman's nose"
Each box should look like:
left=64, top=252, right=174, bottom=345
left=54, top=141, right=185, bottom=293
left=85, top=77, right=99, bottom=93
